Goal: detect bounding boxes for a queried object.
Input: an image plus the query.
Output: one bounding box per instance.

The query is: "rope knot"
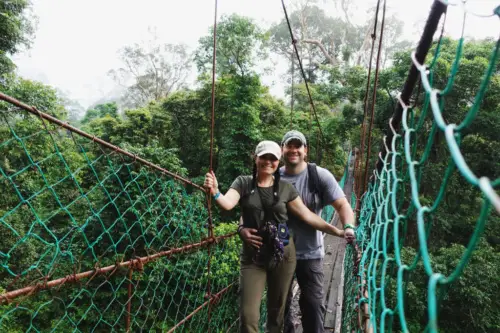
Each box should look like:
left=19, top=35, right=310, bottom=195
left=65, top=273, right=78, bottom=284
left=130, top=258, right=144, bottom=272
left=31, top=276, right=50, bottom=295
left=210, top=293, right=221, bottom=305
left=0, top=294, right=10, bottom=305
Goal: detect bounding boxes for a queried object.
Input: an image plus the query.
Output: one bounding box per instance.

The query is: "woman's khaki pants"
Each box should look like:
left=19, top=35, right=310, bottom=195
left=239, top=244, right=296, bottom=333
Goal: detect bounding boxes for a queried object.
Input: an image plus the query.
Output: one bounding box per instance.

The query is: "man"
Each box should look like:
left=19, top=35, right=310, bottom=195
left=280, top=130, right=355, bottom=333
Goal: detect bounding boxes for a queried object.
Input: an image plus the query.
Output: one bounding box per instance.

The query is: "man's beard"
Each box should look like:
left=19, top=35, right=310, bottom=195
left=284, top=156, right=301, bottom=166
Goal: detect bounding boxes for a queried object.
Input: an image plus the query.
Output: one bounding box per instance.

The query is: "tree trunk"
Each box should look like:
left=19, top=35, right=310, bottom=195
left=301, top=39, right=338, bottom=66
left=356, top=20, right=375, bottom=67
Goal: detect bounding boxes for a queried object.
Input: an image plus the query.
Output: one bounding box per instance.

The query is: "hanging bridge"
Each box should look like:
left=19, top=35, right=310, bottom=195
left=1, top=0, right=500, bottom=332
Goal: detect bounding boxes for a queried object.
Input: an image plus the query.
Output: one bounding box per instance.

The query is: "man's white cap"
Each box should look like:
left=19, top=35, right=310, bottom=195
left=255, top=141, right=281, bottom=160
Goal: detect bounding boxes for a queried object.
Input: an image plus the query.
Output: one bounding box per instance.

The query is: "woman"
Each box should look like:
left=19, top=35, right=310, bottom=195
left=204, top=140, right=343, bottom=333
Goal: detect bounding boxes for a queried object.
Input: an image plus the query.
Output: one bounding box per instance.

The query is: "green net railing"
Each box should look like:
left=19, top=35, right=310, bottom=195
left=0, top=94, right=241, bottom=332
left=321, top=151, right=351, bottom=223
left=341, top=2, right=500, bottom=333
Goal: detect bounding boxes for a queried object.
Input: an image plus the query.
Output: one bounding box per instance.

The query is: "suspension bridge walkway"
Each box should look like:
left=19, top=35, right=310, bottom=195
left=1, top=0, right=499, bottom=332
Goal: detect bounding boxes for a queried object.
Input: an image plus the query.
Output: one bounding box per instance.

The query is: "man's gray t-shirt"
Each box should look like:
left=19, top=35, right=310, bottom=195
left=280, top=165, right=345, bottom=260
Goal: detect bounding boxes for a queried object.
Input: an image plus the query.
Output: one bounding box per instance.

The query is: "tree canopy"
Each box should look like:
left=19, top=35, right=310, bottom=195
left=1, top=2, right=499, bottom=332
left=108, top=32, right=192, bottom=108
left=0, top=0, right=34, bottom=75
left=195, top=14, right=269, bottom=76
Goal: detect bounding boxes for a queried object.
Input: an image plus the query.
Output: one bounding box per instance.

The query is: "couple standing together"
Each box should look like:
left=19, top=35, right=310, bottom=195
left=204, top=130, right=355, bottom=333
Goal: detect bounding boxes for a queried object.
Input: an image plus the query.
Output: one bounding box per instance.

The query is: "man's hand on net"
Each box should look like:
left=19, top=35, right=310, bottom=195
left=344, top=228, right=356, bottom=244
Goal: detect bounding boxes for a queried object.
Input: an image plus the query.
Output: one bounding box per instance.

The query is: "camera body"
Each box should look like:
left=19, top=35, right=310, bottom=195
left=253, top=221, right=289, bottom=266
left=277, top=223, right=289, bottom=246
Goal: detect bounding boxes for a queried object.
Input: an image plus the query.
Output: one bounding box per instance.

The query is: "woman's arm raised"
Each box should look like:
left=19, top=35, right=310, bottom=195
left=287, top=196, right=344, bottom=237
left=204, top=171, right=240, bottom=211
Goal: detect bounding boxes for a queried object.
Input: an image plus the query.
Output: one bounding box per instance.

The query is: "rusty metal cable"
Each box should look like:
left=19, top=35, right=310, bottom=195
left=0, top=92, right=205, bottom=191
left=290, top=47, right=295, bottom=129
left=355, top=0, right=382, bottom=213
left=206, top=1, right=219, bottom=330
left=281, top=0, right=326, bottom=147
left=0, top=233, right=236, bottom=304
left=363, top=0, right=387, bottom=193
left=209, top=0, right=218, bottom=172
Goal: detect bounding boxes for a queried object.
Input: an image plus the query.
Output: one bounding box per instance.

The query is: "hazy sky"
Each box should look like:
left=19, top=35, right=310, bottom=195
left=12, top=0, right=500, bottom=109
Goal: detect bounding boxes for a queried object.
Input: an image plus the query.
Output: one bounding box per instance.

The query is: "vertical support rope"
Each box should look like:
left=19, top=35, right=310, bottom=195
left=209, top=0, right=218, bottom=173
left=207, top=1, right=218, bottom=331
left=355, top=0, right=382, bottom=215
left=126, top=268, right=133, bottom=333
left=316, top=127, right=320, bottom=163
left=343, top=2, right=449, bottom=332
left=207, top=236, right=213, bottom=333
left=376, top=0, right=448, bottom=173
left=281, top=0, right=326, bottom=146
left=290, top=47, right=295, bottom=129
left=309, top=105, right=312, bottom=157
left=363, top=0, right=387, bottom=193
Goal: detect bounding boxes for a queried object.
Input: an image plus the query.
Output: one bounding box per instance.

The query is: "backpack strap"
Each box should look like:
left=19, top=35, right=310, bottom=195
left=307, top=163, right=322, bottom=210
left=307, top=163, right=320, bottom=195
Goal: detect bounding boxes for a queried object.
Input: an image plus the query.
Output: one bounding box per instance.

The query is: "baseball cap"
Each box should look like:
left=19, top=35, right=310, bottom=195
left=281, top=130, right=307, bottom=146
left=255, top=141, right=281, bottom=160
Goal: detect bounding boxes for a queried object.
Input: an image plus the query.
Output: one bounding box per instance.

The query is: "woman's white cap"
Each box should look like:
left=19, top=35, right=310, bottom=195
left=255, top=140, right=281, bottom=160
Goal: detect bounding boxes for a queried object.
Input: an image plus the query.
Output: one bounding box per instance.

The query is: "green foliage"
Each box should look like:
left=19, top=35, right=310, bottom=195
left=195, top=14, right=269, bottom=76
left=0, top=6, right=498, bottom=332
left=0, top=0, right=34, bottom=75
left=283, top=64, right=372, bottom=175
left=342, top=37, right=500, bottom=333
left=81, top=102, right=118, bottom=124
left=0, top=73, right=66, bottom=119
left=0, top=103, right=240, bottom=330
left=160, top=74, right=288, bottom=194
left=257, top=93, right=287, bottom=143
left=212, top=74, right=264, bottom=187
left=269, top=4, right=350, bottom=74
left=161, top=89, right=211, bottom=178
left=399, top=242, right=500, bottom=332
left=268, top=3, right=410, bottom=74
left=108, top=39, right=191, bottom=108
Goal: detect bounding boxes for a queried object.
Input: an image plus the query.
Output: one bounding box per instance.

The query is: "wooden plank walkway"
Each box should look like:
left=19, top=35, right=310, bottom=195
left=291, top=152, right=356, bottom=333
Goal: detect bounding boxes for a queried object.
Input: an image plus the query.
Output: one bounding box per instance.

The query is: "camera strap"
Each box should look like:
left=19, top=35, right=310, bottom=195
left=256, top=187, right=289, bottom=246
left=255, top=187, right=276, bottom=227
